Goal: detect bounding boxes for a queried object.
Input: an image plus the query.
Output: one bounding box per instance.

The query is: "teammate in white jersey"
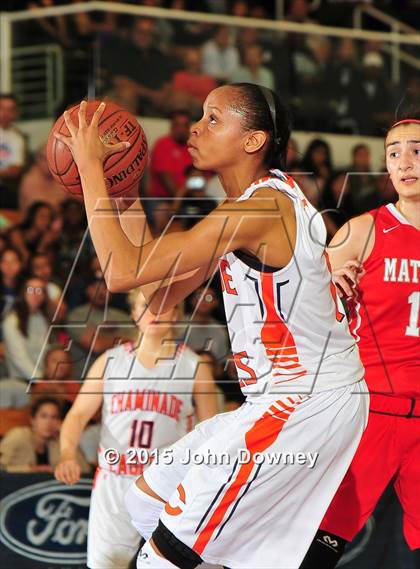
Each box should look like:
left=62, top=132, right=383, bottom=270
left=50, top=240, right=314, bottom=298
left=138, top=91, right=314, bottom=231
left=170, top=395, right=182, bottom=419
left=56, top=84, right=369, bottom=568
left=55, top=290, right=218, bottom=568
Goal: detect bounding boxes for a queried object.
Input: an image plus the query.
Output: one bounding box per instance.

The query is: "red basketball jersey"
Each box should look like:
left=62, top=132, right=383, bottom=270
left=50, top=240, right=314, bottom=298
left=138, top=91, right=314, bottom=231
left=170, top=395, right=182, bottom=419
left=349, top=203, right=420, bottom=396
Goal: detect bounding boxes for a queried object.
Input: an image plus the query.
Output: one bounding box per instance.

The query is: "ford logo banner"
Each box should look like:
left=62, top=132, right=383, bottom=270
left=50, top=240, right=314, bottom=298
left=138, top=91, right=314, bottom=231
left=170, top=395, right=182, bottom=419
left=0, top=473, right=92, bottom=567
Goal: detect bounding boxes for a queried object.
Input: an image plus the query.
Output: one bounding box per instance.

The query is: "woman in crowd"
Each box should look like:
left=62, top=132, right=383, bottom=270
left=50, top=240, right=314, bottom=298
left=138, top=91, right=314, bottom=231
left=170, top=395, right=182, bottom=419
left=2, top=275, right=51, bottom=379
left=0, top=396, right=89, bottom=473
left=0, top=246, right=24, bottom=318
left=8, top=201, right=61, bottom=263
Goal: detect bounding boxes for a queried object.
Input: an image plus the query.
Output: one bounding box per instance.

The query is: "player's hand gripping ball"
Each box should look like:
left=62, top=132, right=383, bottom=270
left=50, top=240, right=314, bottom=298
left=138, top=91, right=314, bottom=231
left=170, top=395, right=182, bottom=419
left=46, top=100, right=148, bottom=198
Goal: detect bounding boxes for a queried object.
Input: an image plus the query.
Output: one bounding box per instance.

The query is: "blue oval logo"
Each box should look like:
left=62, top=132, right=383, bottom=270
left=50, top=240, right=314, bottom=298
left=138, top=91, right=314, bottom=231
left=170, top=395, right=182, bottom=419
left=0, top=478, right=91, bottom=564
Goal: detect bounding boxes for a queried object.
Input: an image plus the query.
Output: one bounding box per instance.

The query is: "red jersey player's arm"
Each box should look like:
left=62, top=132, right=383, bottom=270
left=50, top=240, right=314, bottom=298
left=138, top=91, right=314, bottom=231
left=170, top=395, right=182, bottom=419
left=193, top=353, right=220, bottom=422
left=55, top=354, right=106, bottom=485
left=327, top=213, right=375, bottom=297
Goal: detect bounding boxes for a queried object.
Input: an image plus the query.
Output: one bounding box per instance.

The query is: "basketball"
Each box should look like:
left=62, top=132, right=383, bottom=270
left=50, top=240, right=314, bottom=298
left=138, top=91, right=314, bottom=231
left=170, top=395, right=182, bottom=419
left=46, top=100, right=148, bottom=198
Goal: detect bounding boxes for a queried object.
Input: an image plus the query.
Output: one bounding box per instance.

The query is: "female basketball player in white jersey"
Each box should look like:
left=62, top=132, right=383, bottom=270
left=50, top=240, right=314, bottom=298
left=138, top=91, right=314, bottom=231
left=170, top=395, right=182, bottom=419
left=55, top=84, right=368, bottom=569
left=55, top=289, right=218, bottom=568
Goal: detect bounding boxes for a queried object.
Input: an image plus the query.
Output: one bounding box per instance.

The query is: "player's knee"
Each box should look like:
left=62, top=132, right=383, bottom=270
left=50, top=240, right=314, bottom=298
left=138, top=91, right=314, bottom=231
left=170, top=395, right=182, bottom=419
left=300, top=530, right=347, bottom=569
left=152, top=520, right=203, bottom=569
left=124, top=480, right=165, bottom=540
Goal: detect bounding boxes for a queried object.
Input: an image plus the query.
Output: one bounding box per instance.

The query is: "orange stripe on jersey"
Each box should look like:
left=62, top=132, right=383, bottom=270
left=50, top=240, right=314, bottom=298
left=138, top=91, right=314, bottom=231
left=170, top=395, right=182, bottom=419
left=260, top=273, right=306, bottom=379
left=193, top=399, right=300, bottom=555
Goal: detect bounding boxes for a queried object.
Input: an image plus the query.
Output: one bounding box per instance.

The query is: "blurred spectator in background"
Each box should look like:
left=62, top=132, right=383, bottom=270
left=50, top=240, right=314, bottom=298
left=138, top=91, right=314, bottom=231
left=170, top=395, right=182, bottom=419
left=230, top=0, right=249, bottom=18
left=302, top=138, right=333, bottom=193
left=170, top=0, right=213, bottom=48
left=356, top=52, right=393, bottom=135
left=172, top=48, right=217, bottom=116
left=0, top=396, right=89, bottom=473
left=2, top=276, right=51, bottom=380
left=0, top=94, right=26, bottom=209
left=18, top=145, right=68, bottom=215
left=286, top=137, right=301, bottom=170
left=285, top=0, right=314, bottom=24
left=149, top=111, right=192, bottom=200
left=178, top=165, right=217, bottom=229
left=0, top=246, right=24, bottom=318
left=331, top=38, right=362, bottom=133
left=66, top=272, right=132, bottom=379
left=347, top=143, right=379, bottom=215
left=8, top=201, right=60, bottom=263
left=108, top=17, right=177, bottom=114
left=202, top=25, right=240, bottom=83
left=30, top=252, right=67, bottom=322
left=231, top=45, right=274, bottom=90
left=185, top=284, right=229, bottom=363
left=57, top=198, right=92, bottom=288
left=31, top=344, right=81, bottom=410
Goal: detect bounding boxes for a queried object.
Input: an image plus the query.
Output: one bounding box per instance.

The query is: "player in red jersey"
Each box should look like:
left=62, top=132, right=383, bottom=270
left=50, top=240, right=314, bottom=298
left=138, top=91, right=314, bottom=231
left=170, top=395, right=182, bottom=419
left=301, top=113, right=420, bottom=568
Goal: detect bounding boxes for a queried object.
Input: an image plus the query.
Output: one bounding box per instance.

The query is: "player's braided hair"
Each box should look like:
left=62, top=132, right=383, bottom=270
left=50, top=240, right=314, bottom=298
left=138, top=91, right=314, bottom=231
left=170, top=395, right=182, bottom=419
left=228, top=83, right=291, bottom=170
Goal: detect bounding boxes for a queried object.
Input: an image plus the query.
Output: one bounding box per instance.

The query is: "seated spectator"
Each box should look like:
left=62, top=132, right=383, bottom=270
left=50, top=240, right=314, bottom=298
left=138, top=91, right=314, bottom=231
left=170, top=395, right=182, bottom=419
left=30, top=252, right=67, bottom=322
left=2, top=276, right=51, bottom=380
left=230, top=0, right=249, bottom=18
left=330, top=38, right=362, bottom=133
left=106, top=18, right=178, bottom=115
left=202, top=25, right=240, bottom=83
left=231, top=44, right=274, bottom=90
left=30, top=344, right=81, bottom=409
left=18, top=145, right=68, bottom=215
left=8, top=201, right=61, bottom=263
left=352, top=51, right=393, bottom=135
left=347, top=143, right=379, bottom=215
left=172, top=48, right=217, bottom=116
left=0, top=94, right=27, bottom=209
left=302, top=138, right=333, bottom=194
left=0, top=396, right=89, bottom=473
left=57, top=198, right=92, bottom=287
left=170, top=1, right=214, bottom=48
left=0, top=246, right=24, bottom=318
left=149, top=111, right=192, bottom=201
left=286, top=138, right=301, bottom=171
left=286, top=0, right=315, bottom=23
left=178, top=165, right=218, bottom=229
left=184, top=284, right=229, bottom=363
left=65, top=273, right=133, bottom=379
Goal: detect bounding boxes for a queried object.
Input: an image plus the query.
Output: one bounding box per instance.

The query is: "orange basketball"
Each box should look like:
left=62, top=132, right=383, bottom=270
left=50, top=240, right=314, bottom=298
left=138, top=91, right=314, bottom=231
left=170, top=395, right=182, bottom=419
left=46, top=100, right=148, bottom=198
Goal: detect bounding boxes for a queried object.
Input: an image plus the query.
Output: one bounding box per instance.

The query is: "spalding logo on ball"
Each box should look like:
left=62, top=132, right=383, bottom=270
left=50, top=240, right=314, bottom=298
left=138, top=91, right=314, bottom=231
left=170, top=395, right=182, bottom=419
left=46, top=100, right=148, bottom=198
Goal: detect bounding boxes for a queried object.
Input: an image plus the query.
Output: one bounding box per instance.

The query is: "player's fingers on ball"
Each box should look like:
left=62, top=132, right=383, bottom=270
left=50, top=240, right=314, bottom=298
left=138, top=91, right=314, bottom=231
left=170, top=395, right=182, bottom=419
left=105, top=141, right=130, bottom=156
left=54, top=132, right=72, bottom=148
left=91, top=101, right=106, bottom=126
left=63, top=110, right=77, bottom=137
left=78, top=100, right=88, bottom=129
left=343, top=268, right=357, bottom=284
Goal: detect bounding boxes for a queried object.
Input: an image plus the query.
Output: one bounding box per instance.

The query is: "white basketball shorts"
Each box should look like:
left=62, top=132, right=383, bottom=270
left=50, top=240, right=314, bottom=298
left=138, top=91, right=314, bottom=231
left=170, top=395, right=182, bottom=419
left=88, top=468, right=141, bottom=568
left=143, top=380, right=369, bottom=569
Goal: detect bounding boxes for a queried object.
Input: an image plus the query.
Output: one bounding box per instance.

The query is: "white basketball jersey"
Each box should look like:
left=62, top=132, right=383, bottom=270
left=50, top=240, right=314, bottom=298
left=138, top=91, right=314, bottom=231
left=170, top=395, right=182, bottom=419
left=220, top=170, right=364, bottom=399
left=98, top=343, right=197, bottom=475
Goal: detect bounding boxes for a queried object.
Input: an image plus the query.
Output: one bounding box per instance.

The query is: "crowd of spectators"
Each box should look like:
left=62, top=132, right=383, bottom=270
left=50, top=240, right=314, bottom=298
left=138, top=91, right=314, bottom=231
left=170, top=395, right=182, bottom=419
left=5, top=1, right=416, bottom=135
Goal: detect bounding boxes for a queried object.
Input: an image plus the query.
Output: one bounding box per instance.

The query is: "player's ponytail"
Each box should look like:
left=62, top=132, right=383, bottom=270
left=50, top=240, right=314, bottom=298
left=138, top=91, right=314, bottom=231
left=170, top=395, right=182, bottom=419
left=229, top=83, right=291, bottom=170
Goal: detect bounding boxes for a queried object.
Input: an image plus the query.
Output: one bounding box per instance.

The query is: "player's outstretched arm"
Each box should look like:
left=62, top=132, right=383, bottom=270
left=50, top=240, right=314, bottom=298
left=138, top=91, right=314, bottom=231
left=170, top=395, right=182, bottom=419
left=327, top=213, right=375, bottom=297
left=55, top=102, right=274, bottom=299
left=55, top=354, right=106, bottom=485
